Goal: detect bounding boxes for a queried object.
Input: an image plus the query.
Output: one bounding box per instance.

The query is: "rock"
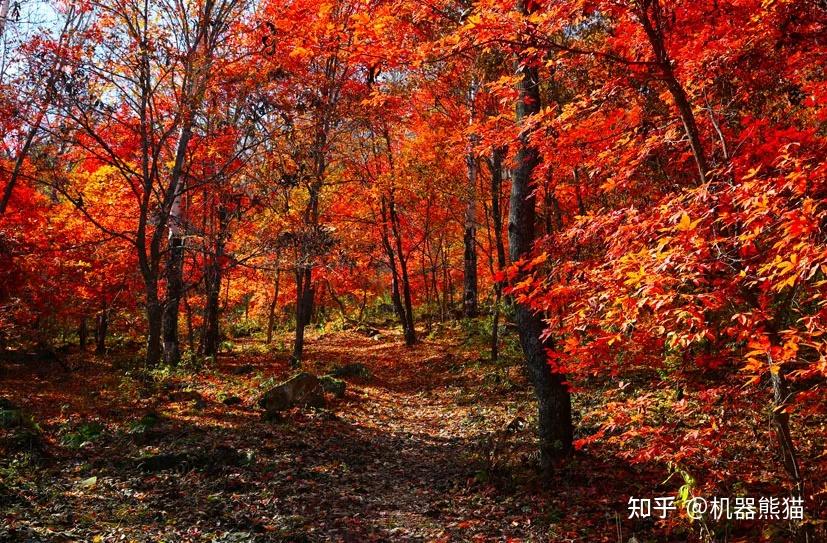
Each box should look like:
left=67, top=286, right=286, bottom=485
left=258, top=372, right=325, bottom=415
left=318, top=375, right=346, bottom=397
left=330, top=363, right=372, bottom=380
left=230, top=363, right=255, bottom=375
left=222, top=395, right=243, bottom=406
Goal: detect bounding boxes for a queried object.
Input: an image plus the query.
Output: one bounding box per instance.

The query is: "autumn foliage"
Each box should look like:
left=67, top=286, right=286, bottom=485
left=1, top=0, right=826, bottom=539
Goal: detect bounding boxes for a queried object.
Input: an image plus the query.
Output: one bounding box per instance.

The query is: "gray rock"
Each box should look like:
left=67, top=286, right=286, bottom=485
left=258, top=372, right=325, bottom=415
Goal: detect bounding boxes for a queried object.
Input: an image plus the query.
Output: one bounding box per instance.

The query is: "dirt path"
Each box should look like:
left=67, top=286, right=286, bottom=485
left=0, top=330, right=624, bottom=542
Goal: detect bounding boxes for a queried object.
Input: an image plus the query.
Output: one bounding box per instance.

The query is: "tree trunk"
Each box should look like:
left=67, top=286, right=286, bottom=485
left=292, top=266, right=312, bottom=364
left=183, top=289, right=194, bottom=353
left=510, top=2, right=574, bottom=470
left=490, top=147, right=507, bottom=362
left=0, top=0, right=10, bottom=40
left=161, top=121, right=196, bottom=366
left=384, top=193, right=416, bottom=345
left=380, top=197, right=413, bottom=343
left=463, top=201, right=479, bottom=318
left=79, top=317, right=88, bottom=350
left=380, top=128, right=417, bottom=345
left=463, top=80, right=479, bottom=318
left=200, top=206, right=227, bottom=357
left=266, top=266, right=281, bottom=344
left=443, top=240, right=453, bottom=314
left=768, top=350, right=813, bottom=542
left=162, top=234, right=184, bottom=365
left=200, top=263, right=221, bottom=357
left=769, top=362, right=804, bottom=499
left=95, top=310, right=109, bottom=355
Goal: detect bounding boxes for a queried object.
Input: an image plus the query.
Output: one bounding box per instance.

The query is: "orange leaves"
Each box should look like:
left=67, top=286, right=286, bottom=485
left=527, top=252, right=548, bottom=268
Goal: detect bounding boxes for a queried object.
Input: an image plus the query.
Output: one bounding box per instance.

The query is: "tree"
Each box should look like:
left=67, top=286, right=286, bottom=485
left=52, top=0, right=251, bottom=366
left=506, top=0, right=574, bottom=470
left=0, top=2, right=88, bottom=216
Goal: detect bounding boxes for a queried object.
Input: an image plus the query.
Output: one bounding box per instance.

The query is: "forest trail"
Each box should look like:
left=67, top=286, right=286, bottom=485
left=1, top=328, right=618, bottom=542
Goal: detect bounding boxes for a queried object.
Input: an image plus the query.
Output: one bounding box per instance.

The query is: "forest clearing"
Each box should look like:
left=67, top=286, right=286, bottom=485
left=2, top=0, right=826, bottom=541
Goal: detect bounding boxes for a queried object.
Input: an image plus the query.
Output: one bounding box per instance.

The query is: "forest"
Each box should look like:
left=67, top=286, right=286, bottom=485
left=1, top=0, right=825, bottom=541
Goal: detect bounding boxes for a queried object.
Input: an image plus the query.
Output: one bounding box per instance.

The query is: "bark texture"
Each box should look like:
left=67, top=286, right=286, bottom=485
left=509, top=1, right=574, bottom=470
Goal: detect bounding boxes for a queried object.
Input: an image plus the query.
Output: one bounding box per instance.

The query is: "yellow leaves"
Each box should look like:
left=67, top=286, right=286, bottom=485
left=624, top=266, right=647, bottom=287
left=317, top=2, right=332, bottom=18
left=674, top=211, right=701, bottom=232
left=775, top=256, right=795, bottom=274
left=464, top=13, right=482, bottom=28
left=527, top=11, right=546, bottom=25
left=742, top=356, right=765, bottom=385
left=653, top=236, right=671, bottom=260
left=743, top=165, right=762, bottom=180
left=676, top=212, right=692, bottom=231
left=513, top=276, right=533, bottom=291
left=760, top=254, right=801, bottom=291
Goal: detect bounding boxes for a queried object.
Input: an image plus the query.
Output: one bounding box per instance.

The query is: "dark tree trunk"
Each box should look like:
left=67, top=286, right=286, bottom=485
left=292, top=266, right=312, bottom=364
left=379, top=130, right=416, bottom=345
left=489, top=146, right=507, bottom=362
left=387, top=194, right=416, bottom=345
left=95, top=311, right=109, bottom=355
left=394, top=233, right=416, bottom=346
left=509, top=4, right=574, bottom=470
left=443, top=241, right=454, bottom=313
left=145, top=294, right=162, bottom=367
left=380, top=196, right=414, bottom=344
left=161, top=106, right=197, bottom=367
left=266, top=266, right=281, bottom=344
left=463, top=87, right=479, bottom=318
left=200, top=206, right=228, bottom=357
left=462, top=221, right=478, bottom=318
left=79, top=317, right=88, bottom=350
left=162, top=235, right=184, bottom=365
left=183, top=289, right=194, bottom=353
left=573, top=167, right=586, bottom=215
left=200, top=265, right=221, bottom=357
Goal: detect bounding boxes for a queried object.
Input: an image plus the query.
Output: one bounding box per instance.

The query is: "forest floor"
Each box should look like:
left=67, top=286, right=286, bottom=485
left=0, top=325, right=813, bottom=542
